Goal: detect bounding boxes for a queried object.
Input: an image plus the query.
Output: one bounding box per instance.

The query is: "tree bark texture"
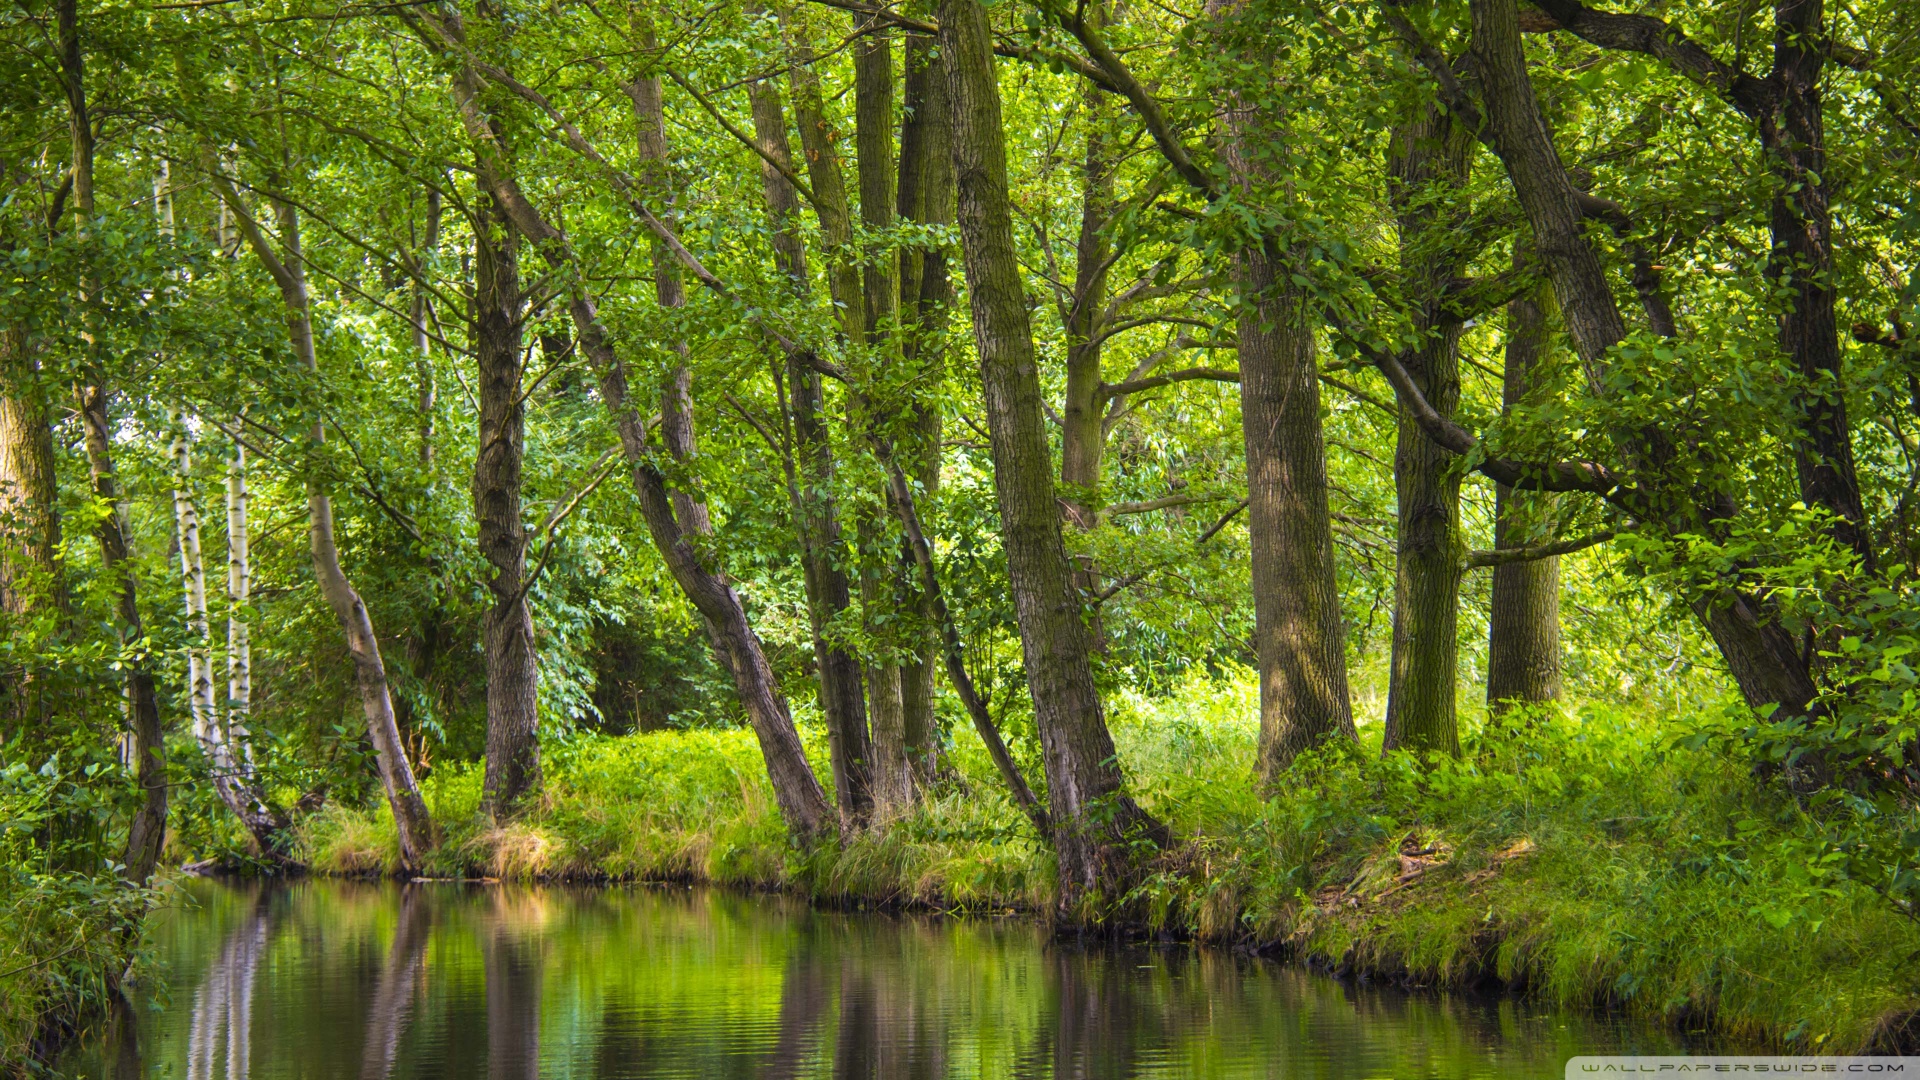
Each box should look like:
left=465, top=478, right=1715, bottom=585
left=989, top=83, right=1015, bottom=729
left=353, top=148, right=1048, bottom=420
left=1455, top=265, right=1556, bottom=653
left=474, top=193, right=541, bottom=818
left=1486, top=282, right=1563, bottom=710
left=1765, top=0, right=1872, bottom=570
left=1382, top=107, right=1473, bottom=756
left=894, top=27, right=954, bottom=786
left=1211, top=71, right=1356, bottom=777
left=938, top=0, right=1165, bottom=905
left=59, top=1, right=167, bottom=883
left=853, top=23, right=918, bottom=815
left=0, top=327, right=62, bottom=620
left=771, top=22, right=881, bottom=819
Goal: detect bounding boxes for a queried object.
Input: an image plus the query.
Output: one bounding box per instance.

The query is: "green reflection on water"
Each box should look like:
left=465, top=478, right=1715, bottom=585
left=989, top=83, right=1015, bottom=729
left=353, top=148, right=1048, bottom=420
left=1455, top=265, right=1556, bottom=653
left=58, top=878, right=1698, bottom=1079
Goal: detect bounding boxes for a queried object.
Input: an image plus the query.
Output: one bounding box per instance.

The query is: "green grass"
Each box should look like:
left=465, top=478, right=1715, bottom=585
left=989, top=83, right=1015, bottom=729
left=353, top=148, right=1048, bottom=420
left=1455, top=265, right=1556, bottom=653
left=296, top=672, right=1920, bottom=1053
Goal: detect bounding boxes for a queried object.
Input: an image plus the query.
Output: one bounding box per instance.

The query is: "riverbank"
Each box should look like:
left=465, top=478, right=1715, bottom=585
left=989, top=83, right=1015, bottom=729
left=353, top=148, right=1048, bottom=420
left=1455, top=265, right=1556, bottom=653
left=288, top=675, right=1920, bottom=1054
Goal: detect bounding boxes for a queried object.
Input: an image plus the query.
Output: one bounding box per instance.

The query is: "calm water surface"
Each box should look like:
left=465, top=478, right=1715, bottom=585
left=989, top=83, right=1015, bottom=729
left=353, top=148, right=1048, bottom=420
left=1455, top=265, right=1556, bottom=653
left=58, top=878, right=1703, bottom=1079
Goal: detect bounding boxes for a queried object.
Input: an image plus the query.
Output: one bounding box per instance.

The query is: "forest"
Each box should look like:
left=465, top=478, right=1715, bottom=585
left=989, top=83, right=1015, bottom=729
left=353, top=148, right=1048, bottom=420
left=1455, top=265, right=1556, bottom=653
left=1, top=0, right=1917, bottom=1066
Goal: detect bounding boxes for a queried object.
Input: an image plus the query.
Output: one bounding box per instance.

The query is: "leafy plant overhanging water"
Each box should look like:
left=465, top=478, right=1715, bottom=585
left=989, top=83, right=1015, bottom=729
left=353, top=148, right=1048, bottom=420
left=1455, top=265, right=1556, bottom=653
left=2, top=0, right=1918, bottom=1066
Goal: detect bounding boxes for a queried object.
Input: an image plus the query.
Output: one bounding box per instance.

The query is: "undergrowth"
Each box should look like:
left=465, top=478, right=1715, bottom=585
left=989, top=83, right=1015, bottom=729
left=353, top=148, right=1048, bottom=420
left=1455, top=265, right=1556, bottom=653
left=288, top=671, right=1920, bottom=1053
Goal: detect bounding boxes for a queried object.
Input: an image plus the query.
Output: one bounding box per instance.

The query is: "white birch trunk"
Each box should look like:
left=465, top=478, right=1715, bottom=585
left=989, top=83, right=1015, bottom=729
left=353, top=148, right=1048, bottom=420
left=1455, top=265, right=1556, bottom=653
left=171, top=420, right=215, bottom=751
left=227, top=438, right=254, bottom=773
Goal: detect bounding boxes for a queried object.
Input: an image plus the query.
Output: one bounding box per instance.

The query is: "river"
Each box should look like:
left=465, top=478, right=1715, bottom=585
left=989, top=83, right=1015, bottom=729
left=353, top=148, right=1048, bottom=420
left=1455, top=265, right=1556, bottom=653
left=55, top=877, right=1703, bottom=1078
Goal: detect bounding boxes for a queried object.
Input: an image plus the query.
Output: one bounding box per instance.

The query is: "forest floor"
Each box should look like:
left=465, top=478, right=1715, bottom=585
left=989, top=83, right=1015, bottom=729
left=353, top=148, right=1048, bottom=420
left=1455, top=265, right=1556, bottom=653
left=291, top=673, right=1920, bottom=1055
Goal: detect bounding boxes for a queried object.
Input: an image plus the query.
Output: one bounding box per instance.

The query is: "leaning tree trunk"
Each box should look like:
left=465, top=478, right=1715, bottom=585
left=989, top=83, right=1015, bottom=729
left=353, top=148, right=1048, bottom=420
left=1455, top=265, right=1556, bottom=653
left=213, top=174, right=436, bottom=866
left=1468, top=0, right=1819, bottom=715
left=1381, top=106, right=1473, bottom=757
left=1486, top=280, right=1563, bottom=711
left=474, top=194, right=541, bottom=818
left=422, top=6, right=837, bottom=843
left=939, top=0, right=1166, bottom=908
left=58, top=0, right=166, bottom=884
left=894, top=23, right=954, bottom=786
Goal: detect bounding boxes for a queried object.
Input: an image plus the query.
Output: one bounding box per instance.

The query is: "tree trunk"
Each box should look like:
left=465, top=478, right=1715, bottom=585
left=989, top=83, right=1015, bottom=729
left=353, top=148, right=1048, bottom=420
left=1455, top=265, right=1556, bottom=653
left=1486, top=281, right=1563, bottom=711
left=475, top=193, right=541, bottom=818
left=1766, top=0, right=1872, bottom=571
left=1382, top=107, right=1473, bottom=756
left=938, top=0, right=1166, bottom=907
left=215, top=177, right=436, bottom=866
left=1059, top=89, right=1112, bottom=537
left=225, top=441, right=258, bottom=775
left=1207, top=20, right=1357, bottom=778
left=59, top=0, right=166, bottom=884
left=425, top=11, right=838, bottom=843
left=170, top=424, right=216, bottom=751
left=747, top=79, right=873, bottom=823
left=894, top=26, right=954, bottom=786
left=1468, top=0, right=1819, bottom=716
left=175, top=427, right=284, bottom=852
left=774, top=22, right=881, bottom=820
left=412, top=191, right=441, bottom=467
left=0, top=327, right=63, bottom=620
left=79, top=387, right=167, bottom=883
left=854, top=22, right=919, bottom=816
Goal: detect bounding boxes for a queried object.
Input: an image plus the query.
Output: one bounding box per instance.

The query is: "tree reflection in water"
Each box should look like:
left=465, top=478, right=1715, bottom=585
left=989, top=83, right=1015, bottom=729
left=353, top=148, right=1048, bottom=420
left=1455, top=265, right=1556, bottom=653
left=63, top=879, right=1702, bottom=1079
left=184, top=890, right=271, bottom=1080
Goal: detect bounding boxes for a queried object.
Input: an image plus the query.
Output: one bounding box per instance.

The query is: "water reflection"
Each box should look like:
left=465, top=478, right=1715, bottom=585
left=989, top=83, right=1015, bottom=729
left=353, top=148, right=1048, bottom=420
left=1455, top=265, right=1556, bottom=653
left=360, top=885, right=430, bottom=1080
left=60, top=879, right=1707, bottom=1079
left=185, top=891, right=269, bottom=1080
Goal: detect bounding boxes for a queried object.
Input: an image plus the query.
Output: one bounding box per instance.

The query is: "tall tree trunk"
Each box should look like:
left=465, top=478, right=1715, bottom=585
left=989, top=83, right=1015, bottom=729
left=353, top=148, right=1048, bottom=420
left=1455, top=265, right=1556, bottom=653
left=213, top=174, right=436, bottom=867
left=1468, top=0, right=1819, bottom=715
left=746, top=79, right=875, bottom=825
left=938, top=0, right=1166, bottom=907
left=1766, top=0, right=1872, bottom=571
left=1209, top=63, right=1356, bottom=776
left=475, top=193, right=541, bottom=818
left=0, top=327, right=63, bottom=621
left=1486, top=281, right=1563, bottom=710
left=170, top=424, right=216, bottom=751
left=421, top=8, right=838, bottom=842
left=225, top=440, right=257, bottom=774
left=854, top=20, right=919, bottom=816
left=1382, top=107, right=1473, bottom=756
left=1059, top=88, right=1114, bottom=655
left=894, top=26, right=953, bottom=786
left=1059, top=88, right=1112, bottom=537
left=779, top=15, right=879, bottom=820
left=412, top=191, right=441, bottom=467
left=59, top=0, right=166, bottom=884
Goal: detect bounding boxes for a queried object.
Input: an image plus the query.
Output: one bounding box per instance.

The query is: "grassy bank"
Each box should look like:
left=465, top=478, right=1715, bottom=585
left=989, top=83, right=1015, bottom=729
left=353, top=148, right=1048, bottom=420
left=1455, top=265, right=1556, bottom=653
left=294, top=674, right=1920, bottom=1054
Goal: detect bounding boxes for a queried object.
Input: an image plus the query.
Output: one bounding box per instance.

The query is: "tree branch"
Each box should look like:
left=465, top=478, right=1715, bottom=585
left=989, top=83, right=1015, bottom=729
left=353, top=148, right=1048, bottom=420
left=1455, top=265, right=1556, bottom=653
left=1465, top=527, right=1619, bottom=567
left=1522, top=0, right=1774, bottom=119
left=1101, top=366, right=1240, bottom=399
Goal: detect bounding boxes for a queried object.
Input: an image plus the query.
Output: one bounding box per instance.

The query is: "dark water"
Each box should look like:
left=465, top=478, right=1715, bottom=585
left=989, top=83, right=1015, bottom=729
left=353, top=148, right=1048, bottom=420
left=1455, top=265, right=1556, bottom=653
left=58, top=878, right=1701, bottom=1079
